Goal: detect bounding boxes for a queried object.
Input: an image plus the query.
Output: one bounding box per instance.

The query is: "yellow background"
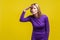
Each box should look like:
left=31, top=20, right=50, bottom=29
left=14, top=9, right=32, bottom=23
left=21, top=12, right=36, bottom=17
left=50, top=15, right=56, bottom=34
left=0, top=0, right=60, bottom=40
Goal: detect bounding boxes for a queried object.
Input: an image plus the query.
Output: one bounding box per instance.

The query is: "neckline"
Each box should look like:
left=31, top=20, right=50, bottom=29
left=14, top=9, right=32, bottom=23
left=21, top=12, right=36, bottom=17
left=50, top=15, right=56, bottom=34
left=33, top=14, right=44, bottom=19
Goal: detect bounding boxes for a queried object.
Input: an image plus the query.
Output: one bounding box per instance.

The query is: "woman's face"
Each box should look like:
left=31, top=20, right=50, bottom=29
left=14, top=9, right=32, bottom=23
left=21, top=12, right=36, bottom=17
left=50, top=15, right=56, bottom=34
left=30, top=5, right=38, bottom=14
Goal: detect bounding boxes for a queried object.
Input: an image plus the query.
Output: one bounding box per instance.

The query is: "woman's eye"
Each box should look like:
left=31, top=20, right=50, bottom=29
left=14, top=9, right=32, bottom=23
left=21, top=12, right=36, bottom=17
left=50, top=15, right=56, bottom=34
left=34, top=8, right=35, bottom=9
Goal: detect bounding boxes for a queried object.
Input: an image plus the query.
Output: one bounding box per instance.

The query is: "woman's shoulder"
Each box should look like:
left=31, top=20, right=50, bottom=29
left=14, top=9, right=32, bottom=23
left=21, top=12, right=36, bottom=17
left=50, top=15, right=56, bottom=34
left=41, top=14, right=48, bottom=18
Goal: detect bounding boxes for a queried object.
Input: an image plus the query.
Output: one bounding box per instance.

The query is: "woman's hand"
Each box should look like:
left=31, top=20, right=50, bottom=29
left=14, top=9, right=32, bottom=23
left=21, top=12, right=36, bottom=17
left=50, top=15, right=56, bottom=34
left=23, top=6, right=31, bottom=12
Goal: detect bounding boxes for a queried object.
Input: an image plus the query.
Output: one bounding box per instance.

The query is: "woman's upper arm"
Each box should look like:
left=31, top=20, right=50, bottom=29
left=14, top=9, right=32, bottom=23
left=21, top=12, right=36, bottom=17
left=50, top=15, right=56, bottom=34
left=45, top=15, right=50, bottom=34
left=44, top=15, right=50, bottom=38
left=20, top=15, right=31, bottom=22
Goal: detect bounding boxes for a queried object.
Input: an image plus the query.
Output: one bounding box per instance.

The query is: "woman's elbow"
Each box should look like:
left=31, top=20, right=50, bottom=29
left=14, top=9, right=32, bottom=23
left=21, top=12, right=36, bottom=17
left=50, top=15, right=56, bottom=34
left=19, top=18, right=25, bottom=22
left=19, top=19, right=22, bottom=22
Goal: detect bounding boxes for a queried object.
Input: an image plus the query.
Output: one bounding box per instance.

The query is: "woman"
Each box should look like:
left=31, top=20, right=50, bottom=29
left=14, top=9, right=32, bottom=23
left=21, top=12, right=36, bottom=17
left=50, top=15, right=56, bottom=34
left=20, top=3, right=50, bottom=40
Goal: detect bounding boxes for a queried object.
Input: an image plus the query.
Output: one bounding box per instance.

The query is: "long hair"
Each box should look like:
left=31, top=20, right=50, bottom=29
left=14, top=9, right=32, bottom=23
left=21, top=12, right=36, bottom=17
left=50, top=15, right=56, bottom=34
left=30, top=3, right=42, bottom=18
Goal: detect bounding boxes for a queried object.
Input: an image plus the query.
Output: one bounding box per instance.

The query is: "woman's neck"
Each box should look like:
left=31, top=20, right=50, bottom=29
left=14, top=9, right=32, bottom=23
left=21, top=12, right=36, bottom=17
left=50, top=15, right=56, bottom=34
left=33, top=13, right=39, bottom=18
left=33, top=13, right=42, bottom=19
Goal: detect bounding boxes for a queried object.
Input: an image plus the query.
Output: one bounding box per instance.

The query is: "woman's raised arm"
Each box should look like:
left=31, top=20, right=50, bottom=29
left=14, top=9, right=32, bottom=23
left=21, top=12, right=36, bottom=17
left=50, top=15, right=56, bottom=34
left=20, top=11, right=31, bottom=22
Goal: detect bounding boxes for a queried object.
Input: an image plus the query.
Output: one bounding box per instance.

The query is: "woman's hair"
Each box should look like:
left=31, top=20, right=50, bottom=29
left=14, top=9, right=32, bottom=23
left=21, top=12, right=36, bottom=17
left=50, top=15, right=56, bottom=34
left=30, top=3, right=42, bottom=18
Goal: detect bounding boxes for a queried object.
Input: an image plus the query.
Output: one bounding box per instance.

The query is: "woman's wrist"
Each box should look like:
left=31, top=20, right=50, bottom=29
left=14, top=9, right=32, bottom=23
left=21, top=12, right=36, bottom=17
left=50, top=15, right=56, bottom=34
left=23, top=9, right=26, bottom=12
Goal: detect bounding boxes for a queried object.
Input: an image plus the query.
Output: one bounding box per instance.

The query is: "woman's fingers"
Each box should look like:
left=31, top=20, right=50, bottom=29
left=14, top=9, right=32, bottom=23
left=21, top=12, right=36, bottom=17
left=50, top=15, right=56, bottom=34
left=25, top=7, right=30, bottom=10
left=23, top=6, right=31, bottom=12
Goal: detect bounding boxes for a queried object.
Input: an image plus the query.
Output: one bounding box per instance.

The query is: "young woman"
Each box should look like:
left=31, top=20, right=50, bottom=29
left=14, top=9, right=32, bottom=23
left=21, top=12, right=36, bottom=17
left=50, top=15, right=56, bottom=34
left=20, top=3, right=50, bottom=40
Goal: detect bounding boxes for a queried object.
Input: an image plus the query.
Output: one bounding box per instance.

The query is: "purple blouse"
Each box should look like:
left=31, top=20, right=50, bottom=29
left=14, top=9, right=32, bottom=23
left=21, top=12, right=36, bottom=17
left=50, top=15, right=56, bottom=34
left=20, top=11, right=50, bottom=38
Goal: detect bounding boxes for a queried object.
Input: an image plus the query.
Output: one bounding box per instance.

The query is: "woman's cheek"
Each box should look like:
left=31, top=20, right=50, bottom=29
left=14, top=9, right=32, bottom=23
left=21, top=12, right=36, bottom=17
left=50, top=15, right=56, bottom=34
left=34, top=10, right=38, bottom=13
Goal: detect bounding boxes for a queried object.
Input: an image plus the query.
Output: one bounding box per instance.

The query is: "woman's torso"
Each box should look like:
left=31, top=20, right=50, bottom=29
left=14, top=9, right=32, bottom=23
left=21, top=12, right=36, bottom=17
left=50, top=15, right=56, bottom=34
left=30, top=14, right=46, bottom=34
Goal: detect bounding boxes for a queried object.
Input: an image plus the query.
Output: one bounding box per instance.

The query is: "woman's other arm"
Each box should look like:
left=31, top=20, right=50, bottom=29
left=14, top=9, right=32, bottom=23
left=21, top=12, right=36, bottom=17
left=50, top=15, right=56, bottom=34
left=45, top=15, right=50, bottom=38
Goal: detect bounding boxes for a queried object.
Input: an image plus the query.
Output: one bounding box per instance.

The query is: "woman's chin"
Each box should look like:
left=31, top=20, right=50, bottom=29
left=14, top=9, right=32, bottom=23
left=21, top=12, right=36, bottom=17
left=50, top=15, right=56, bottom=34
left=32, top=13, right=37, bottom=14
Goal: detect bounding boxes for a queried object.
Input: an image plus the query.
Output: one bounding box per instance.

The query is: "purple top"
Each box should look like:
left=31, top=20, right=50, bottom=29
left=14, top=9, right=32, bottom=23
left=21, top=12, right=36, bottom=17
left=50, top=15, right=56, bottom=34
left=20, top=11, right=50, bottom=38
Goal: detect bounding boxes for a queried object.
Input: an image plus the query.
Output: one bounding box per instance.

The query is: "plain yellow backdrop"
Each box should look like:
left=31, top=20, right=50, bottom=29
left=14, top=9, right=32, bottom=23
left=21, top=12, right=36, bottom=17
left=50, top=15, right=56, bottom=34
left=0, top=0, right=60, bottom=40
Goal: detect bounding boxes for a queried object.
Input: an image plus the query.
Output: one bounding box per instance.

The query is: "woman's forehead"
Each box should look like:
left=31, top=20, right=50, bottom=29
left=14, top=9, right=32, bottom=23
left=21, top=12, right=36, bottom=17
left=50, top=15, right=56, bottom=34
left=31, top=5, right=37, bottom=8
